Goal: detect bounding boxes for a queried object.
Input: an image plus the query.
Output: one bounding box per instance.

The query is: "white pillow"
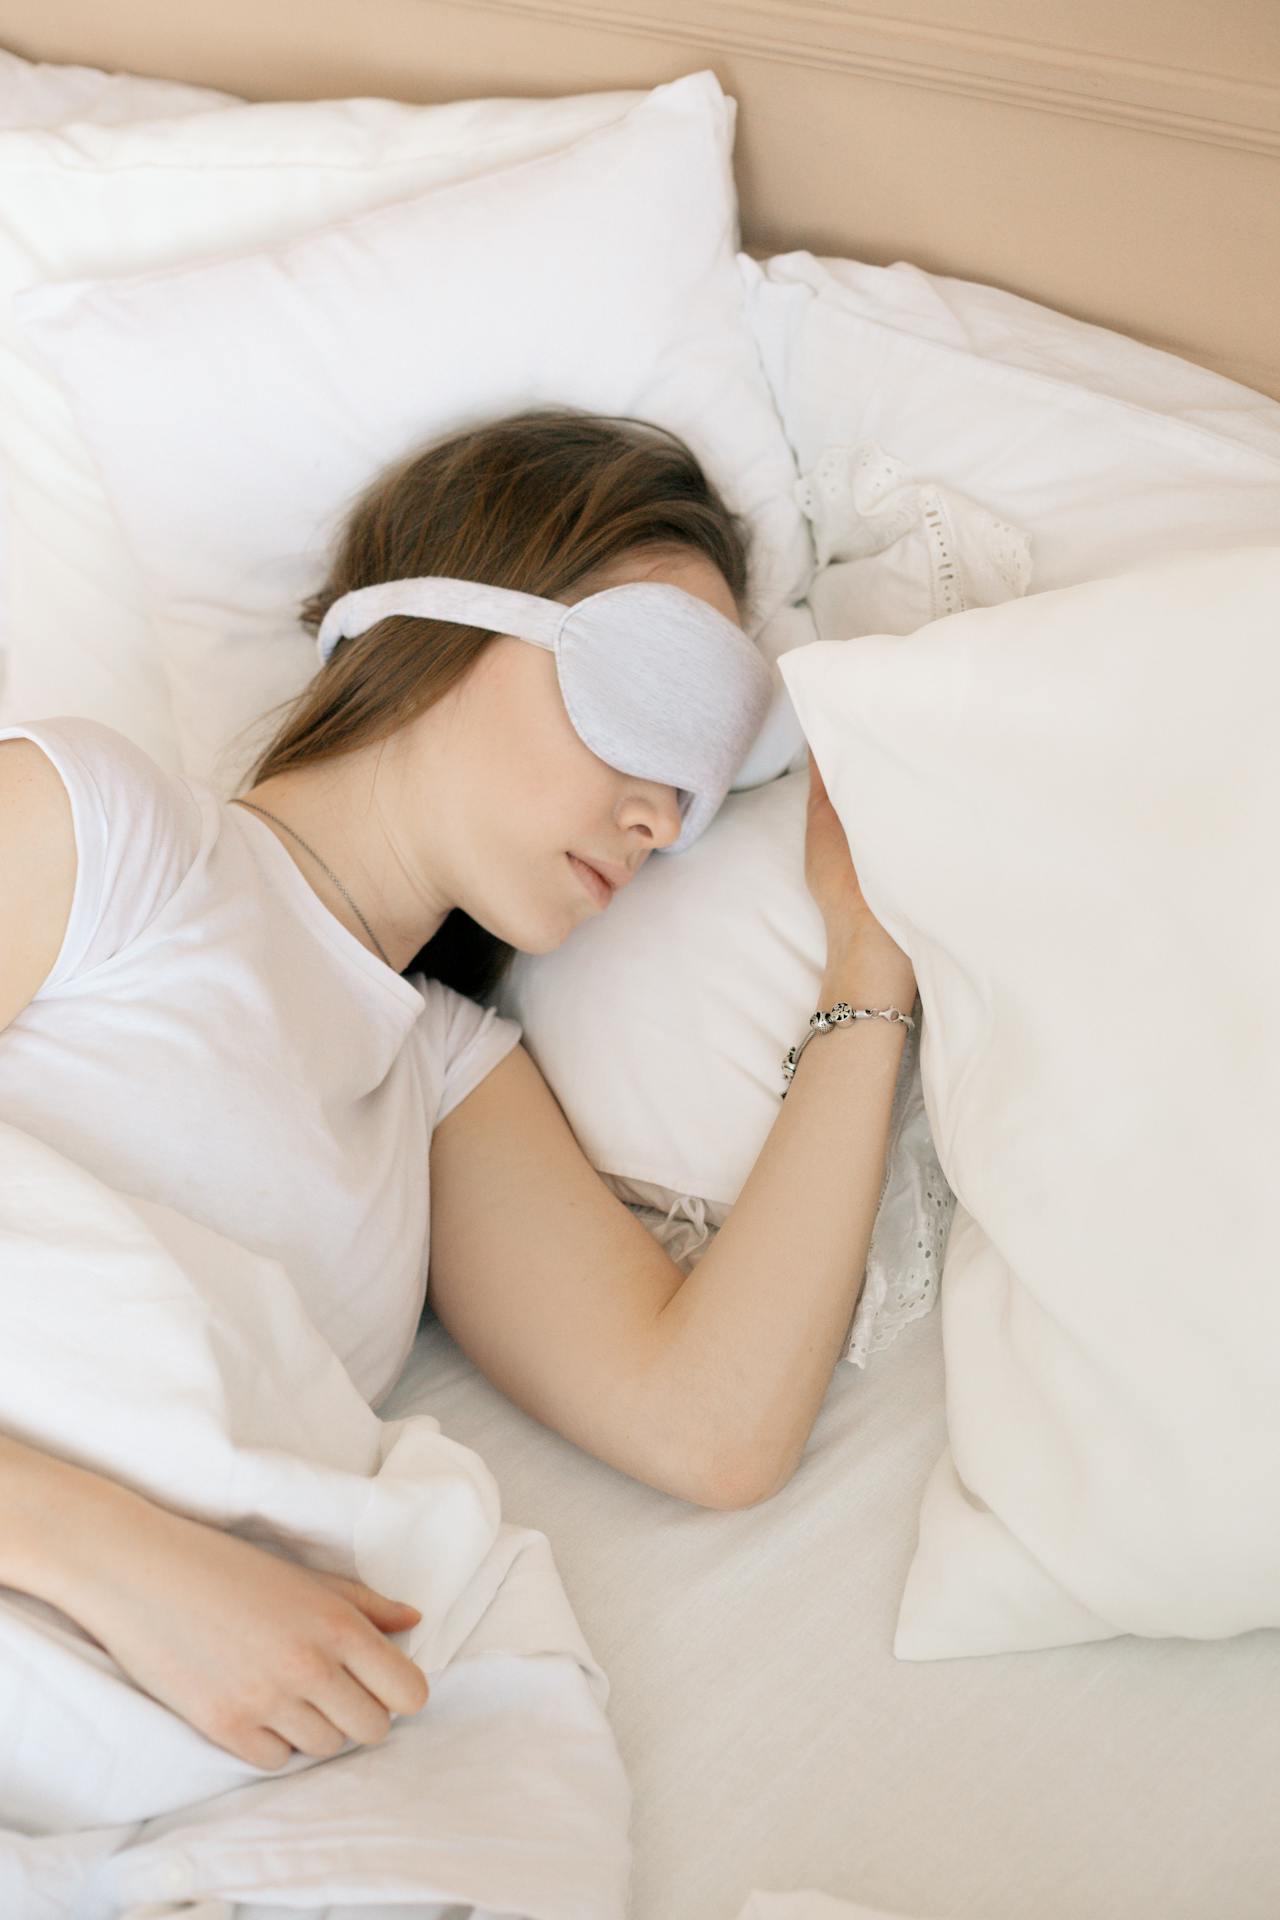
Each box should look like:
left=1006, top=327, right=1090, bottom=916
left=12, top=70, right=813, bottom=790
left=743, top=250, right=1280, bottom=635
left=0, top=48, right=234, bottom=128
left=796, top=250, right=1280, bottom=464
left=0, top=51, right=234, bottom=744
left=777, top=544, right=1280, bottom=1657
left=0, top=64, right=655, bottom=773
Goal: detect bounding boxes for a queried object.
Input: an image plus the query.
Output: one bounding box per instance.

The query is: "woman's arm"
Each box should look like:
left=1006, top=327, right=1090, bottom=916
left=0, top=1429, right=108, bottom=1598
left=426, top=926, right=916, bottom=1513
left=652, top=754, right=919, bottom=1505
left=0, top=1430, right=430, bottom=1768
left=649, top=929, right=917, bottom=1505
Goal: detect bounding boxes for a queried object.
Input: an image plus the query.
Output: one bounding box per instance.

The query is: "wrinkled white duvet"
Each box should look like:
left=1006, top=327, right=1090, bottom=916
left=0, top=1119, right=632, bottom=1918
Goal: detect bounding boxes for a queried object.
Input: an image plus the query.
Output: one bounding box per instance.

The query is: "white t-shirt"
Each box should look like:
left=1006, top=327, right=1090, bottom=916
left=0, top=717, right=523, bottom=1407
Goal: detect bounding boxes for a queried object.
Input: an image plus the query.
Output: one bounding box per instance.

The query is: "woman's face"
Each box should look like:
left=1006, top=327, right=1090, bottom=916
left=392, top=545, right=741, bottom=955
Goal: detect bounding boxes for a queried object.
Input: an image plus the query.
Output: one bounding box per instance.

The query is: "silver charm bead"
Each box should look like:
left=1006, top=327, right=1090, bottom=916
left=780, top=998, right=917, bottom=1098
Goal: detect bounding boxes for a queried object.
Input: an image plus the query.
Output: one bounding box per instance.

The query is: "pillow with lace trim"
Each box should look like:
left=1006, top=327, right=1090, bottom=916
left=795, top=438, right=1031, bottom=646
left=742, top=249, right=1280, bottom=600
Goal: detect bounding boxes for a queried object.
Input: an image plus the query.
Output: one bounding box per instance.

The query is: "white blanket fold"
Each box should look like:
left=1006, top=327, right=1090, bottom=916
left=0, top=1119, right=631, bottom=1917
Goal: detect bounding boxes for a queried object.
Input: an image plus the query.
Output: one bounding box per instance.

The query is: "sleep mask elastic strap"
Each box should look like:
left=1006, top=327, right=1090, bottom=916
left=316, top=576, right=568, bottom=664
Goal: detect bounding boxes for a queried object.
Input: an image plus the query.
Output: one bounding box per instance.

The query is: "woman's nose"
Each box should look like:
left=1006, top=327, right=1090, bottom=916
left=645, top=787, right=685, bottom=848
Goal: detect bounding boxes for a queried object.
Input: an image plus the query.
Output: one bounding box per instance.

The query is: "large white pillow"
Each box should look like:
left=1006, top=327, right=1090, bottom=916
left=0, top=50, right=234, bottom=743
left=12, top=70, right=813, bottom=790
left=743, top=249, right=1280, bottom=645
left=765, top=249, right=1280, bottom=462
left=0, top=62, right=654, bottom=772
left=0, top=48, right=233, bottom=128
left=777, top=544, right=1280, bottom=1657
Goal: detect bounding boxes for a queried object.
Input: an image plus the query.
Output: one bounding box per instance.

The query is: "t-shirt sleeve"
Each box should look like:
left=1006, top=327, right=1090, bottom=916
left=0, top=715, right=203, bottom=993
left=415, top=973, right=524, bottom=1128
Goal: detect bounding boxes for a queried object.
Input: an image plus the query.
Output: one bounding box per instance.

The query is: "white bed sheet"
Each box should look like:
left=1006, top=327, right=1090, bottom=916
left=384, top=1296, right=1280, bottom=1920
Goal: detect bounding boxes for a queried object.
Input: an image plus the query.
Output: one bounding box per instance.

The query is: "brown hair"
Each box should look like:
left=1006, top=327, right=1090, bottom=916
left=236, top=406, right=754, bottom=1000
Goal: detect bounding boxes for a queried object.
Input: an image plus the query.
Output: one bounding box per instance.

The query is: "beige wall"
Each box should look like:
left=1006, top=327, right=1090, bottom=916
left=3, top=0, right=1278, bottom=397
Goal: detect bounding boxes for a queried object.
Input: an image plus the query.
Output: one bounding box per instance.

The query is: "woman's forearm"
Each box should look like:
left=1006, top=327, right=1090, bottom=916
left=651, top=932, right=919, bottom=1508
left=0, top=1430, right=432, bottom=1770
left=0, top=1430, right=148, bottom=1611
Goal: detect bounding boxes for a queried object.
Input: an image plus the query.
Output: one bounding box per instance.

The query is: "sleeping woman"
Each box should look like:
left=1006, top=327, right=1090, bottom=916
left=0, top=405, right=916, bottom=1776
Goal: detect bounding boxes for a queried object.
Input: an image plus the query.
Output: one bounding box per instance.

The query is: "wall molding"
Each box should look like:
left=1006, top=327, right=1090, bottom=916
left=473, top=0, right=1280, bottom=156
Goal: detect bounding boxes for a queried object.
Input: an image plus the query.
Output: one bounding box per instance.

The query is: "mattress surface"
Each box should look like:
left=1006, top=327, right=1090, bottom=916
left=386, top=1299, right=1280, bottom=1920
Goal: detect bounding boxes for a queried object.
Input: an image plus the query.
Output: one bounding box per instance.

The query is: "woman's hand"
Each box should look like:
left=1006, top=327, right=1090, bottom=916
left=53, top=1479, right=431, bottom=1772
left=803, top=747, right=915, bottom=979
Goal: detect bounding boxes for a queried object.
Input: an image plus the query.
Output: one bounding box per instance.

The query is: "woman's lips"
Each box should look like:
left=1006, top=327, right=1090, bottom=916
left=567, top=852, right=614, bottom=907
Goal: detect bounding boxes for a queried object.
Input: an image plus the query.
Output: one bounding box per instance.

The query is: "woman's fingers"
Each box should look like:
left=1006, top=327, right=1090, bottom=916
left=312, top=1572, right=422, bottom=1634
left=342, top=1618, right=431, bottom=1718
left=268, top=1698, right=350, bottom=1761
left=310, top=1664, right=395, bottom=1748
left=237, top=1724, right=295, bottom=1771
left=356, top=1586, right=423, bottom=1632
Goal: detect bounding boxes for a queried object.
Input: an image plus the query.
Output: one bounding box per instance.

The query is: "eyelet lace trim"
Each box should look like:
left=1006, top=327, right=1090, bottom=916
left=843, top=1011, right=956, bottom=1367
left=625, top=1015, right=957, bottom=1371
left=793, top=440, right=1032, bottom=614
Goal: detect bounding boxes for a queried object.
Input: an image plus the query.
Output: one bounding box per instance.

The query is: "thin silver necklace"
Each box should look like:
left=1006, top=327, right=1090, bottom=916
left=230, top=797, right=395, bottom=969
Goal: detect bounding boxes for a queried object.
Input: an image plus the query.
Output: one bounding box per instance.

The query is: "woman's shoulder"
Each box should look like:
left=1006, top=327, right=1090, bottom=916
left=0, top=716, right=206, bottom=991
left=0, top=716, right=201, bottom=827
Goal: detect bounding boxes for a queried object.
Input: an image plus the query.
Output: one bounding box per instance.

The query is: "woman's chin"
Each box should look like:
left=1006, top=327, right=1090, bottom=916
left=502, top=914, right=575, bottom=956
left=484, top=883, right=594, bottom=955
